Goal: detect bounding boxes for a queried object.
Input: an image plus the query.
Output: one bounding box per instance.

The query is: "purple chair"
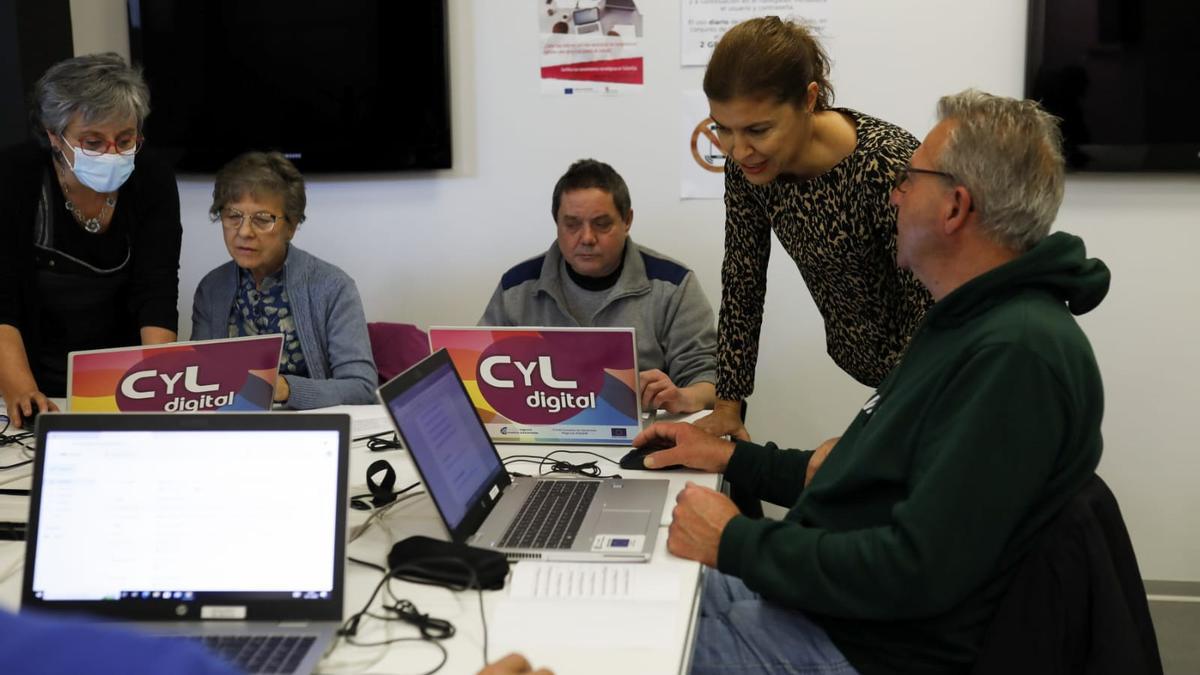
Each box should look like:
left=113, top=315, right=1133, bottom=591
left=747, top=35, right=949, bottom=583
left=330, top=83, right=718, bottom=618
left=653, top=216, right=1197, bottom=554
left=366, top=322, right=430, bottom=385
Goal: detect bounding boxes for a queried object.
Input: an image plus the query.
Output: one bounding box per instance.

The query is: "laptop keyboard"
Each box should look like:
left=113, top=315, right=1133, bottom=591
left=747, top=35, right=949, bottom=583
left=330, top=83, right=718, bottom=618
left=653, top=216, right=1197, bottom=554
left=498, top=480, right=599, bottom=550
left=165, top=635, right=315, bottom=674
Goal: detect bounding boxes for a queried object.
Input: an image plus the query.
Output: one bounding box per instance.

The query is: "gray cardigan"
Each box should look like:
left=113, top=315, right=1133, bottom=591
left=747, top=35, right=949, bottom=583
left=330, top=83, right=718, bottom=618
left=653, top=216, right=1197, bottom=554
left=191, top=245, right=377, bottom=409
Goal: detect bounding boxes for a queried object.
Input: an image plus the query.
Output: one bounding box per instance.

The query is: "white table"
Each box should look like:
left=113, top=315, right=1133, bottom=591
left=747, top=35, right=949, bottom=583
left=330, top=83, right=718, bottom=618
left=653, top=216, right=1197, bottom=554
left=0, top=403, right=718, bottom=674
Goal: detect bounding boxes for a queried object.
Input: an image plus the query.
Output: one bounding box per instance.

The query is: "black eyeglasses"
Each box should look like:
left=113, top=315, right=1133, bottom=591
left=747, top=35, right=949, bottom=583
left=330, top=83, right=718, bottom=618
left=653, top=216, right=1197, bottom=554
left=893, top=166, right=959, bottom=192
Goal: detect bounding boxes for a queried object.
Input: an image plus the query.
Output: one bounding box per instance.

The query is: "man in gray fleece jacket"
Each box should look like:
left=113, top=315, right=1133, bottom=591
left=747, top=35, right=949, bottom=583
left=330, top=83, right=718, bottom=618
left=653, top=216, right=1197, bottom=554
left=480, top=159, right=717, bottom=414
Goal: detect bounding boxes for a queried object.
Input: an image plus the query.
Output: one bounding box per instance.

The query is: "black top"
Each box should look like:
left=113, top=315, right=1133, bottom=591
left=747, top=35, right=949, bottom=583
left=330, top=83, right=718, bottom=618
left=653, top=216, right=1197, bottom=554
left=0, top=140, right=182, bottom=395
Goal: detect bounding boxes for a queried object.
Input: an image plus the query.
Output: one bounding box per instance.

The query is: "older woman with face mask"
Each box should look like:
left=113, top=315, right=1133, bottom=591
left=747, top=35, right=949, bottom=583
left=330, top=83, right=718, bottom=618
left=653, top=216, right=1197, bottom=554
left=190, top=151, right=376, bottom=409
left=0, top=53, right=182, bottom=428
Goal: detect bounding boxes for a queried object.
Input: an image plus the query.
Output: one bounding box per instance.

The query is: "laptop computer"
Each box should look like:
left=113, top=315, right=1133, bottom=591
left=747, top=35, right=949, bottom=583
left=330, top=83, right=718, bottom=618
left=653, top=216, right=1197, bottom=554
left=21, top=412, right=349, bottom=675
left=378, top=349, right=667, bottom=562
left=66, top=334, right=283, bottom=412
left=572, top=6, right=602, bottom=34
left=428, top=326, right=641, bottom=445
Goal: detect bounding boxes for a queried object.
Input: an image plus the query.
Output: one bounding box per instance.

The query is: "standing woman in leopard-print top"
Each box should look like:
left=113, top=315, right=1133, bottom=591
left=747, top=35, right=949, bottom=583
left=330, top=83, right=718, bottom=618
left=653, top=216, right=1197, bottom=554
left=694, top=17, right=933, bottom=440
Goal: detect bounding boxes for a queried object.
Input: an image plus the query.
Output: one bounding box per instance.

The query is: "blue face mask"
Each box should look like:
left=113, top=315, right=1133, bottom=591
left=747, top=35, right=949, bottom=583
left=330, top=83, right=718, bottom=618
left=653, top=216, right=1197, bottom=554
left=60, top=136, right=136, bottom=193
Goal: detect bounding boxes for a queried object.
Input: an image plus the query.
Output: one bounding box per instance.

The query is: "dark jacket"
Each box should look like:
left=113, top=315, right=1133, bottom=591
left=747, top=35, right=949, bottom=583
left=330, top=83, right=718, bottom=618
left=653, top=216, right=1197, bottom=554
left=718, top=232, right=1111, bottom=674
left=970, top=474, right=1163, bottom=675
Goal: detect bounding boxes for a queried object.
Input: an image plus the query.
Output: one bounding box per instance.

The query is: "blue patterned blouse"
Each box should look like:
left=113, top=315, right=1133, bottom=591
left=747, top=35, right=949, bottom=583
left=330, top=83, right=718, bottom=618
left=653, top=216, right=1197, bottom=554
left=227, top=267, right=310, bottom=378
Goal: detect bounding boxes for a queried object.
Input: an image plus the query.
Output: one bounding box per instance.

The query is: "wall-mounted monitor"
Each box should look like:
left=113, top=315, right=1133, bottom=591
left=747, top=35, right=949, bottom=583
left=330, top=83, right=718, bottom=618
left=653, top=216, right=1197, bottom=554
left=1026, top=0, right=1200, bottom=172
left=128, top=0, right=451, bottom=173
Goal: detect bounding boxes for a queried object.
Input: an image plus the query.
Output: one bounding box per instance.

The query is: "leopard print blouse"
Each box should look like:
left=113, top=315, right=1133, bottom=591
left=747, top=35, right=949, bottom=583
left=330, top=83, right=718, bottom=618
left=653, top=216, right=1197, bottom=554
left=717, top=108, right=932, bottom=398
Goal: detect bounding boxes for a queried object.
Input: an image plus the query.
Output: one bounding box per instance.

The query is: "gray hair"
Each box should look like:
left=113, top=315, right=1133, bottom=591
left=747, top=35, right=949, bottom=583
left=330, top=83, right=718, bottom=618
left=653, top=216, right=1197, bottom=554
left=210, top=151, right=307, bottom=226
left=935, top=89, right=1065, bottom=251
left=31, top=53, right=151, bottom=144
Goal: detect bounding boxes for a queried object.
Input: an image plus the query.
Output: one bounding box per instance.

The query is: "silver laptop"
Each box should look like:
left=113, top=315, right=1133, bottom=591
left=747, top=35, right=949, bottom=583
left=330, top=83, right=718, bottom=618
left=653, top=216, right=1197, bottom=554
left=22, top=413, right=350, bottom=675
left=378, top=349, right=667, bottom=562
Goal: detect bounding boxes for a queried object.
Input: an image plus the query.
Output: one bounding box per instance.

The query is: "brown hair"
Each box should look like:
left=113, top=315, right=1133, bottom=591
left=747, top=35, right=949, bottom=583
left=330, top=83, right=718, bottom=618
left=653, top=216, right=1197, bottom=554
left=703, top=16, right=834, bottom=111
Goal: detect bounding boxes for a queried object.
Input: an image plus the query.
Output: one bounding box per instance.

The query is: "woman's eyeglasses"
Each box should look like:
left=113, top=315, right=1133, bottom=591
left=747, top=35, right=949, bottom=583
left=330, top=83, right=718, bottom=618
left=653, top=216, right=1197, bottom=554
left=62, top=133, right=144, bottom=157
left=218, top=209, right=283, bottom=233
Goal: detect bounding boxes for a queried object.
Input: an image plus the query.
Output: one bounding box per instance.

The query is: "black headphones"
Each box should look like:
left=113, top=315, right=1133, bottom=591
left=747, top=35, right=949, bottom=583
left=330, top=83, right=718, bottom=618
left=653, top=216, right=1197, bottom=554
left=350, top=459, right=399, bottom=511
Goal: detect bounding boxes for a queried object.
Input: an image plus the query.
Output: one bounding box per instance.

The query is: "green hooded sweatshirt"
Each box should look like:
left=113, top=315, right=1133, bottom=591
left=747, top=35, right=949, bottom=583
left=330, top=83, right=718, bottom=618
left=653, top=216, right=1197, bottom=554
left=718, top=231, right=1111, bottom=675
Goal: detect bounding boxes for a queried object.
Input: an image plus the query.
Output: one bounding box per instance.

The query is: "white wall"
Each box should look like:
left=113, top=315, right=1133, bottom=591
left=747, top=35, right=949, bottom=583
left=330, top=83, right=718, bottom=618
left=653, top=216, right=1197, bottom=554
left=75, top=1, right=1199, bottom=581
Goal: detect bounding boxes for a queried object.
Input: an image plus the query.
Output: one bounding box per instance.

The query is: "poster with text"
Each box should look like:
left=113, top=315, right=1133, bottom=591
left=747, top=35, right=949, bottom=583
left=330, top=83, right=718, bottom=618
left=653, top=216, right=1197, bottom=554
left=67, top=335, right=281, bottom=412
left=681, top=0, right=832, bottom=67
left=682, top=90, right=726, bottom=199
left=538, top=0, right=646, bottom=95
left=429, top=327, right=641, bottom=445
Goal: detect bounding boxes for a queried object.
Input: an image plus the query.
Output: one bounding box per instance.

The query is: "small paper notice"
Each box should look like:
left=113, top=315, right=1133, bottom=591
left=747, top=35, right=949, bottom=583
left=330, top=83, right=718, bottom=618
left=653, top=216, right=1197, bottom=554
left=509, top=562, right=680, bottom=601
left=491, top=563, right=683, bottom=649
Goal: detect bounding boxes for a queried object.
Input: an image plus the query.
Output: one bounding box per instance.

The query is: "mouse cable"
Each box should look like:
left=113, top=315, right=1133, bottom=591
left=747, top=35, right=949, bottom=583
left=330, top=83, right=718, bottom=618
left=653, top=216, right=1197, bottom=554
left=337, top=556, right=488, bottom=670
left=503, top=449, right=622, bottom=479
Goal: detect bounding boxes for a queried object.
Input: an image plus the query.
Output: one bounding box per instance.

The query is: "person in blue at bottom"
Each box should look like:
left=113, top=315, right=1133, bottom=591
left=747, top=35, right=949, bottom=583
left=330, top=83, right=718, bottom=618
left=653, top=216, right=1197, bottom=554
left=0, top=610, right=240, bottom=675
left=191, top=151, right=376, bottom=410
left=631, top=90, right=1109, bottom=675
left=2, top=608, right=557, bottom=675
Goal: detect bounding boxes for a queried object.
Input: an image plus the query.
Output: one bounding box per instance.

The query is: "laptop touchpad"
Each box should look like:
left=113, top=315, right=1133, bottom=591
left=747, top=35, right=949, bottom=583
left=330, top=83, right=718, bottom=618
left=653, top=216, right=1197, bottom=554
left=595, top=510, right=649, bottom=533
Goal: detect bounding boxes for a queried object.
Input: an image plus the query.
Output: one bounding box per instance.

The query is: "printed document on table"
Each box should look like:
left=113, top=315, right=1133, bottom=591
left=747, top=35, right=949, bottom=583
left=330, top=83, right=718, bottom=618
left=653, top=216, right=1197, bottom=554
left=492, top=563, right=683, bottom=648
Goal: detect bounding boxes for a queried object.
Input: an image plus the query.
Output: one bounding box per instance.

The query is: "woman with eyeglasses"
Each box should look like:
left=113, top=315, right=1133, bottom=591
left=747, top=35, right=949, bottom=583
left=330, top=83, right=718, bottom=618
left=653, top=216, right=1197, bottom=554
left=0, top=53, right=182, bottom=428
left=190, top=151, right=376, bottom=409
left=692, top=17, right=933, bottom=441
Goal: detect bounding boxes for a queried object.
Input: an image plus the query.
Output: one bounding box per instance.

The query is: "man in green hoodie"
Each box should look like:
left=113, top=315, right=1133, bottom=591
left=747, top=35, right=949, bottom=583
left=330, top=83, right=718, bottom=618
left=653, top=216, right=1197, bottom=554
left=632, top=89, right=1110, bottom=675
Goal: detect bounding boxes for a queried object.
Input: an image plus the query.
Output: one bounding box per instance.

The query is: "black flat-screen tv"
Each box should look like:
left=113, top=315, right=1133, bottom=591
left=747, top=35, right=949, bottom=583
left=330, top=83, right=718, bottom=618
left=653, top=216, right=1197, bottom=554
left=128, top=0, right=451, bottom=173
left=1026, top=0, right=1200, bottom=172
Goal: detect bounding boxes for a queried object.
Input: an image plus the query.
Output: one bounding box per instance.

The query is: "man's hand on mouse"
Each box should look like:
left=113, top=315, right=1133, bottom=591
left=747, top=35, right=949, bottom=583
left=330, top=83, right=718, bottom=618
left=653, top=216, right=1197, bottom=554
left=631, top=422, right=736, bottom=473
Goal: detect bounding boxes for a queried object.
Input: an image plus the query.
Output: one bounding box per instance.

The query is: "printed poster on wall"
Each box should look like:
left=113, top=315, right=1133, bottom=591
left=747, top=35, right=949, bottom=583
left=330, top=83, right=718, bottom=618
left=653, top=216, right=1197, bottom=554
left=682, top=90, right=726, bottom=199
left=537, top=0, right=646, bottom=95
left=681, top=0, right=833, bottom=67
left=429, top=327, right=641, bottom=445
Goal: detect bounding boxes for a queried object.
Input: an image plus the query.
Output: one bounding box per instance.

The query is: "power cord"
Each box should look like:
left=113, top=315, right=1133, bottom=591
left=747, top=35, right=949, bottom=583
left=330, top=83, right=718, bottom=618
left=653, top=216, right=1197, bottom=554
left=503, top=449, right=623, bottom=480
left=0, top=416, right=35, bottom=468
left=339, top=556, right=489, bottom=672
left=362, top=432, right=404, bottom=452
left=350, top=480, right=422, bottom=512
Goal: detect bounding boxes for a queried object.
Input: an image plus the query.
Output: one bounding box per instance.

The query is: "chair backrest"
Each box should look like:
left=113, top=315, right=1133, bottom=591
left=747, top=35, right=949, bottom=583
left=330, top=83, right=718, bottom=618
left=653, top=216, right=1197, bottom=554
left=969, top=474, right=1163, bottom=675
left=367, top=322, right=430, bottom=385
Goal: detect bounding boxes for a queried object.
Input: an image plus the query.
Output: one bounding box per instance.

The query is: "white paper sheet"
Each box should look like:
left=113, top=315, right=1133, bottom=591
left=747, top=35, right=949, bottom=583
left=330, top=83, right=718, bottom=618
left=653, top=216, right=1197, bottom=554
left=491, top=563, right=683, bottom=648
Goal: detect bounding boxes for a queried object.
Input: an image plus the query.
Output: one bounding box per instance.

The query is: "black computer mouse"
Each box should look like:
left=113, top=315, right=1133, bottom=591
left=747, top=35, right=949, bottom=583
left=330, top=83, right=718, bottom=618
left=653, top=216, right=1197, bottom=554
left=20, top=406, right=39, bottom=430
left=619, top=444, right=684, bottom=471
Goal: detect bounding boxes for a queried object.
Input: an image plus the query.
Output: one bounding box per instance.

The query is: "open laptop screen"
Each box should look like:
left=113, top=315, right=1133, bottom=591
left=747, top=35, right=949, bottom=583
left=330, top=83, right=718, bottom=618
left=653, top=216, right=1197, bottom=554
left=24, top=416, right=346, bottom=620
left=382, top=356, right=505, bottom=532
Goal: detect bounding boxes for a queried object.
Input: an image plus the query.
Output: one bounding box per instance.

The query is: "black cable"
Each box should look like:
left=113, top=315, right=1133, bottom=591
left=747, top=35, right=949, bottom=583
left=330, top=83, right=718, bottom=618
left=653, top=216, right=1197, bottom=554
left=353, top=429, right=398, bottom=444
left=349, top=481, right=422, bottom=511
left=503, top=449, right=623, bottom=479
left=338, top=556, right=488, bottom=670
left=348, top=556, right=387, bottom=574
left=365, top=433, right=404, bottom=452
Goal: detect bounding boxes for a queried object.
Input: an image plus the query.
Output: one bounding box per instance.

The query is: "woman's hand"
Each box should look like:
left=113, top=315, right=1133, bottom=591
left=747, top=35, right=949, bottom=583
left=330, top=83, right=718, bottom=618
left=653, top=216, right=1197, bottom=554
left=0, top=325, right=58, bottom=428
left=273, top=374, right=290, bottom=404
left=4, top=390, right=59, bottom=429
left=692, top=398, right=750, bottom=441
